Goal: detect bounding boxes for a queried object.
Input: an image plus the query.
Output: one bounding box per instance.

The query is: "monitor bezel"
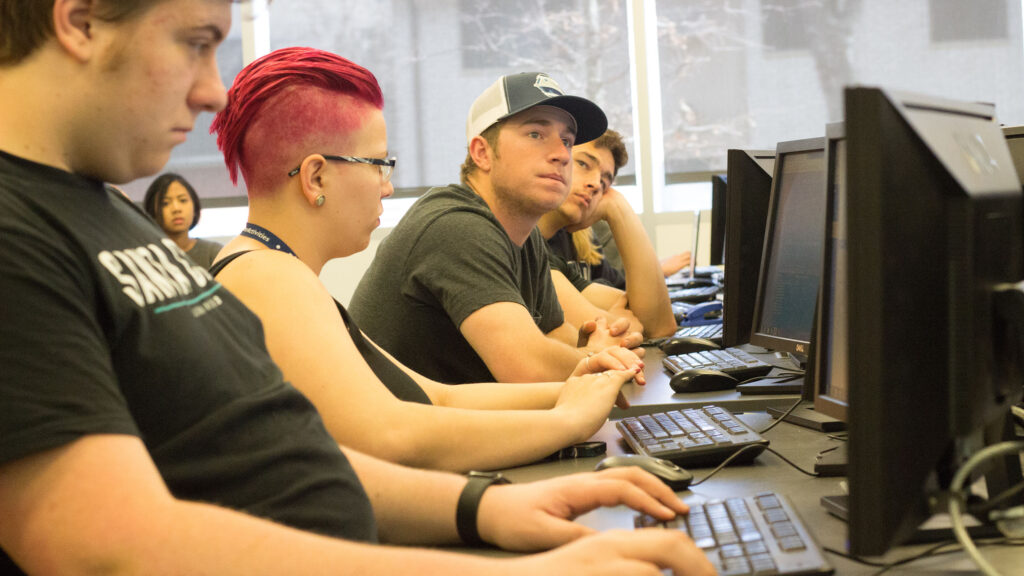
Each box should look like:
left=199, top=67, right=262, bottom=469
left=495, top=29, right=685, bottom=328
left=722, top=149, right=775, bottom=348
left=709, top=174, right=728, bottom=266
left=811, top=122, right=848, bottom=422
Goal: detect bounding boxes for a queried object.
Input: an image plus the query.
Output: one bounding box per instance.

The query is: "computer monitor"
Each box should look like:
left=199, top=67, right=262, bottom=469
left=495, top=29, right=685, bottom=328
left=748, top=137, right=828, bottom=359
left=709, top=174, right=727, bottom=266
left=812, top=122, right=849, bottom=423
left=722, top=149, right=775, bottom=348
left=845, top=86, right=1024, bottom=557
left=1003, top=125, right=1024, bottom=186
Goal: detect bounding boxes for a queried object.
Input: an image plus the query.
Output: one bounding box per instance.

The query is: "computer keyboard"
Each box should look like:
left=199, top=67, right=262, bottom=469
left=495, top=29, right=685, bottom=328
left=674, top=323, right=723, bottom=342
left=669, top=285, right=720, bottom=304
left=616, top=405, right=769, bottom=467
left=634, top=491, right=833, bottom=576
left=663, top=347, right=773, bottom=382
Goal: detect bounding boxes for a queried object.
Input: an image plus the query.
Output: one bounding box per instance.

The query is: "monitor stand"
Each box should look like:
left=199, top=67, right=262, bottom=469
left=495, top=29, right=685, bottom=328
left=737, top=351, right=806, bottom=395
left=766, top=405, right=846, bottom=433
left=820, top=493, right=1003, bottom=544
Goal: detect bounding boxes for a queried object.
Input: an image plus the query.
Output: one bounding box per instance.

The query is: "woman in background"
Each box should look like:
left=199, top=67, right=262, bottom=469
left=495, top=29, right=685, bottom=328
left=144, top=173, right=223, bottom=267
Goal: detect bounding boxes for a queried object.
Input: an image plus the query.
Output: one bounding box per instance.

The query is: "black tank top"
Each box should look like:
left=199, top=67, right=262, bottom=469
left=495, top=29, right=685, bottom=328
left=211, top=251, right=432, bottom=405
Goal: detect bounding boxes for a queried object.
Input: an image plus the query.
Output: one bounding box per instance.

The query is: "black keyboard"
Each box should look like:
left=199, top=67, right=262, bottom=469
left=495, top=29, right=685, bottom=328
left=669, top=285, right=720, bottom=304
left=663, top=347, right=773, bottom=381
left=616, top=405, right=769, bottom=467
left=674, top=323, right=723, bottom=343
left=635, top=491, right=833, bottom=576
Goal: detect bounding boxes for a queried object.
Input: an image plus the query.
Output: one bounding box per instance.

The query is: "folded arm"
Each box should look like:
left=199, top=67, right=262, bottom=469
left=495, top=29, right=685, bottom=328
left=577, top=188, right=676, bottom=338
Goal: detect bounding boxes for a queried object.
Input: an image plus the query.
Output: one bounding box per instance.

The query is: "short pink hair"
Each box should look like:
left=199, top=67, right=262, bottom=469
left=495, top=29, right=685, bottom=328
left=211, top=47, right=384, bottom=194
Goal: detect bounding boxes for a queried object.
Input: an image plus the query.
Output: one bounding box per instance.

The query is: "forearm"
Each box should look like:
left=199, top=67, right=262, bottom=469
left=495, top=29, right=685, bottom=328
left=81, top=500, right=508, bottom=576
left=0, top=437, right=505, bottom=576
left=487, top=333, right=585, bottom=383
left=349, top=402, right=584, bottom=473
left=444, top=380, right=564, bottom=410
left=603, top=198, right=676, bottom=337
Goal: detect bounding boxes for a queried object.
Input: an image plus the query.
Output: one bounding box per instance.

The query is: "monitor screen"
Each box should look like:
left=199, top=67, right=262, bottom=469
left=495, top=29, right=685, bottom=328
left=845, top=87, right=1024, bottom=557
left=749, top=138, right=827, bottom=356
left=722, top=150, right=775, bottom=348
left=812, top=123, right=849, bottom=422
left=709, top=174, right=727, bottom=266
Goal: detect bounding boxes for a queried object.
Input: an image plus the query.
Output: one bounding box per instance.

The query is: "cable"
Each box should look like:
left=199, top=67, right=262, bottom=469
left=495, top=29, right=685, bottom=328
left=763, top=446, right=820, bottom=477
left=689, top=443, right=819, bottom=487
left=757, top=396, right=805, bottom=435
left=948, top=440, right=1024, bottom=576
left=689, top=444, right=765, bottom=487
left=824, top=538, right=1024, bottom=573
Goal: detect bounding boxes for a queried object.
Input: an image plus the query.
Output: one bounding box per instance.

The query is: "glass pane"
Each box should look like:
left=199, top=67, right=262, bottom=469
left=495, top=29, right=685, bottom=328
left=267, top=0, right=633, bottom=192
left=120, top=3, right=246, bottom=204
left=656, top=0, right=1024, bottom=199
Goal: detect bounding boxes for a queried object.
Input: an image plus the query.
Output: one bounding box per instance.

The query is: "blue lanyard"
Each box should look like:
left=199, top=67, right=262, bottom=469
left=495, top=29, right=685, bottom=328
left=240, top=222, right=296, bottom=257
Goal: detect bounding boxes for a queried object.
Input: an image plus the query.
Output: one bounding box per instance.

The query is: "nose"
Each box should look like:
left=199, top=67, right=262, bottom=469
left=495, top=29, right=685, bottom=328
left=189, top=58, right=228, bottom=113
left=381, top=179, right=395, bottom=200
left=549, top=139, right=570, bottom=166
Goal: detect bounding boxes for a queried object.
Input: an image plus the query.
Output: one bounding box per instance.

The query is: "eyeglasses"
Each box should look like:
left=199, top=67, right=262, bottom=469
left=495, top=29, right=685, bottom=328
left=288, top=155, right=397, bottom=182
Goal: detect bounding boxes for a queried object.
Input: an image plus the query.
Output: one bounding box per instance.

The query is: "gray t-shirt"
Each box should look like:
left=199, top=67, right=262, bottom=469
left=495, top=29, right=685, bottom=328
left=350, top=184, right=564, bottom=384
left=187, top=237, right=223, bottom=269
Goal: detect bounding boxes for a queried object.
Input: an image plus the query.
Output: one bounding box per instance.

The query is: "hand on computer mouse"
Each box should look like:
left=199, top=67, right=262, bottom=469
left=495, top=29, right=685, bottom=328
left=669, top=368, right=739, bottom=394
left=659, top=336, right=720, bottom=357
left=595, top=454, right=694, bottom=491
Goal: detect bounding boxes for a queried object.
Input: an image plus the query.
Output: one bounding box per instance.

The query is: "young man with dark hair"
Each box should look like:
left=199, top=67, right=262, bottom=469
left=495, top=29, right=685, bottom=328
left=0, top=2, right=713, bottom=575
left=351, top=73, right=647, bottom=384
left=538, top=129, right=679, bottom=339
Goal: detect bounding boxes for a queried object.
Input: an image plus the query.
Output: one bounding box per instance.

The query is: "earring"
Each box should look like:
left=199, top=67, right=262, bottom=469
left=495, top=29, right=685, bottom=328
left=315, top=194, right=326, bottom=207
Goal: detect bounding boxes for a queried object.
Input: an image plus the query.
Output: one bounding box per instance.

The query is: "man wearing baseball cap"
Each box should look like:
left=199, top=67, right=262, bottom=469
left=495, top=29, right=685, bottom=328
left=351, top=72, right=645, bottom=384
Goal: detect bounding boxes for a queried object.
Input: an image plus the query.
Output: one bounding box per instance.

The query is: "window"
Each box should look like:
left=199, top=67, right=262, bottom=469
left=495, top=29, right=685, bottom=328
left=268, top=0, right=634, bottom=195
left=931, top=0, right=1008, bottom=43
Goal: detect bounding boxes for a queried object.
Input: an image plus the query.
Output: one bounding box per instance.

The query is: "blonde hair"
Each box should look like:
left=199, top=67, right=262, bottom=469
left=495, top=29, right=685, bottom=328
left=572, top=228, right=604, bottom=266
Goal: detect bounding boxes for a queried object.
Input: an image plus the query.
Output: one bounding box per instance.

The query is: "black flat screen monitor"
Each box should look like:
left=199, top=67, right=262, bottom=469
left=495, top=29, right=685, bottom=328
left=812, top=122, right=849, bottom=422
left=709, top=174, right=727, bottom=266
left=845, top=86, right=1024, bottom=557
left=722, top=150, right=775, bottom=348
left=748, top=138, right=827, bottom=357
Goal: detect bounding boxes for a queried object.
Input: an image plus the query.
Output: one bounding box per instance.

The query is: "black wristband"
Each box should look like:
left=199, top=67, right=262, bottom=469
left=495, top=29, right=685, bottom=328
left=456, top=471, right=511, bottom=546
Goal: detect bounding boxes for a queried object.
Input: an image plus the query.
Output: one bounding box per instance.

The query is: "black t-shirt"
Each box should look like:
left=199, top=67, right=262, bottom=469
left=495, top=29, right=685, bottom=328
left=0, top=151, right=376, bottom=572
left=350, top=184, right=564, bottom=384
left=546, top=228, right=625, bottom=290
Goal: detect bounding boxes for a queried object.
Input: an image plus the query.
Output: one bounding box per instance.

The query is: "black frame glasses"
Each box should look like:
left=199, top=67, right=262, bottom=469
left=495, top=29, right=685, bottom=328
left=288, top=155, right=397, bottom=182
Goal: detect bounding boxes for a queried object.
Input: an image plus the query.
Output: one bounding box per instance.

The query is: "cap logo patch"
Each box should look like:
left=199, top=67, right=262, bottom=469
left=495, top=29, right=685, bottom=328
left=534, top=74, right=564, bottom=97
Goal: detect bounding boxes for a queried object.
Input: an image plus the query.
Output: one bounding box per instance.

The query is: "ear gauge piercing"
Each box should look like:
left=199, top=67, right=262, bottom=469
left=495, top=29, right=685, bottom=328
left=315, top=195, right=326, bottom=207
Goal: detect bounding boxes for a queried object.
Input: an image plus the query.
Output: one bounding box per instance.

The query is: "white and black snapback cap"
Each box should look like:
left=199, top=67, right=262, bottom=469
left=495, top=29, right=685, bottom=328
left=466, top=72, right=608, bottom=145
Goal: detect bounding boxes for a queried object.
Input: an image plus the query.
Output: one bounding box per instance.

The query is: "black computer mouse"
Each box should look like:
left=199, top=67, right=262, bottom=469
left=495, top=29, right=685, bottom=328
left=669, top=368, right=740, bottom=393
left=595, top=454, right=693, bottom=491
left=659, top=336, right=720, bottom=356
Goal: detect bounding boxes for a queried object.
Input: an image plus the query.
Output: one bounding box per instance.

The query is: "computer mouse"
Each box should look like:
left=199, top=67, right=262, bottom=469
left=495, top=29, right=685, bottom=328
left=669, top=368, right=739, bottom=393
left=595, top=454, right=693, bottom=491
left=659, top=336, right=720, bottom=356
